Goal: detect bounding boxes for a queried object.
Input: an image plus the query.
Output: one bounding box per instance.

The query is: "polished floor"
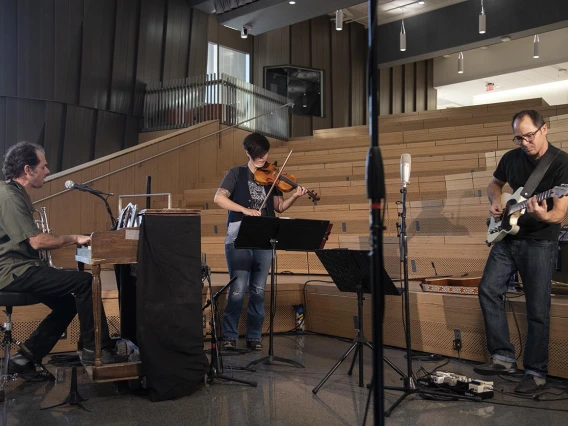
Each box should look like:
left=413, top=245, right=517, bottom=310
left=1, top=335, right=567, bottom=426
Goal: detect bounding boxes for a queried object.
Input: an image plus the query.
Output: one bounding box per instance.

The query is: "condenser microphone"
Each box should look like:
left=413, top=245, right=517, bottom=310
left=65, top=180, right=111, bottom=196
left=400, top=153, right=411, bottom=188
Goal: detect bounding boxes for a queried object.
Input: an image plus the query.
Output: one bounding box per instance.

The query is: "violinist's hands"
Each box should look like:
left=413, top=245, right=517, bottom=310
left=489, top=202, right=503, bottom=221
left=526, top=195, right=548, bottom=221
left=293, top=186, right=308, bottom=198
left=242, top=207, right=262, bottom=217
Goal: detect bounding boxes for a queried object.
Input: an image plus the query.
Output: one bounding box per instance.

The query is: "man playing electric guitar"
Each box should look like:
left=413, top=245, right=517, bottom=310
left=474, top=110, right=568, bottom=394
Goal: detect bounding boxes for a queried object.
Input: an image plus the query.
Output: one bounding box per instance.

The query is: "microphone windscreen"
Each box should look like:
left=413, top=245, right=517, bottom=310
left=400, top=153, right=411, bottom=185
left=65, top=180, right=75, bottom=189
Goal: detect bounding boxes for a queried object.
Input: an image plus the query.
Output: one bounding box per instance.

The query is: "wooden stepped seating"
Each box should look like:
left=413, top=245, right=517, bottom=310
left=201, top=233, right=491, bottom=279
left=187, top=101, right=568, bottom=276
left=199, top=198, right=492, bottom=239
left=270, top=122, right=512, bottom=157
left=311, top=98, right=560, bottom=138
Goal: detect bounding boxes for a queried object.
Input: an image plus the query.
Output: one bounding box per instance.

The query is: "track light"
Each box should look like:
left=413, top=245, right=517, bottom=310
left=335, top=9, right=343, bottom=31
left=533, top=34, right=540, bottom=58
left=458, top=52, right=464, bottom=74
left=400, top=19, right=406, bottom=52
left=241, top=26, right=249, bottom=39
left=479, top=0, right=486, bottom=34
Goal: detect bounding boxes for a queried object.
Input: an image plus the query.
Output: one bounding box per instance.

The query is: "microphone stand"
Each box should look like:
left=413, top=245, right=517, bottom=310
left=366, top=1, right=386, bottom=424
left=89, top=192, right=117, bottom=230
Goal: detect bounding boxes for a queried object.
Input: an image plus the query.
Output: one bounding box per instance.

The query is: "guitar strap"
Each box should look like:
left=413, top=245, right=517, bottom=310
left=520, top=147, right=560, bottom=199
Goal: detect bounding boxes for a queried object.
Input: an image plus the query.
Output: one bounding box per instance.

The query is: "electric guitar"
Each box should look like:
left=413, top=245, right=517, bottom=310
left=486, top=184, right=568, bottom=245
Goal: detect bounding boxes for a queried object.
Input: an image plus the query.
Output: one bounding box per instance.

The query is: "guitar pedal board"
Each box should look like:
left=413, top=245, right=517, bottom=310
left=417, top=371, right=494, bottom=399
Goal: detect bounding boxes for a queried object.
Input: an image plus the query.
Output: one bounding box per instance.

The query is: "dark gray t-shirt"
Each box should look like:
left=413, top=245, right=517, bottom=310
left=219, top=165, right=282, bottom=244
left=0, top=181, right=43, bottom=288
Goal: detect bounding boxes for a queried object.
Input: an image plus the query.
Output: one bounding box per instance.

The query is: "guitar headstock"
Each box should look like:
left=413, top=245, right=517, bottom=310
left=551, top=184, right=568, bottom=198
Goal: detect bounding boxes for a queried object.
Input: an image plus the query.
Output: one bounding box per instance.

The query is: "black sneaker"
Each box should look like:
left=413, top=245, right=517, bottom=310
left=514, top=374, right=546, bottom=394
left=222, top=340, right=237, bottom=351
left=7, top=354, right=44, bottom=382
left=246, top=341, right=263, bottom=351
left=81, top=348, right=129, bottom=365
left=473, top=361, right=518, bottom=376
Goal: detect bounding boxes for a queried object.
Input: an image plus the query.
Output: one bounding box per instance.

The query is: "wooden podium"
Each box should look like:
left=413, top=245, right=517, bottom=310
left=76, top=209, right=199, bottom=382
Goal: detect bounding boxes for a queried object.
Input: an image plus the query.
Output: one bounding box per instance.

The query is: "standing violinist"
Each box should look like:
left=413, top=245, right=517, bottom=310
left=214, top=132, right=307, bottom=351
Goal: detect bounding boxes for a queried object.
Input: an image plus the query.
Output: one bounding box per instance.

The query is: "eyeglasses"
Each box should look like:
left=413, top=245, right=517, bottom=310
left=512, top=123, right=544, bottom=145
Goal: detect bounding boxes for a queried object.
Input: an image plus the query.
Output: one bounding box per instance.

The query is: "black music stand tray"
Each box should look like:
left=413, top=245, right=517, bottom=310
left=234, top=216, right=331, bottom=370
left=312, top=249, right=403, bottom=394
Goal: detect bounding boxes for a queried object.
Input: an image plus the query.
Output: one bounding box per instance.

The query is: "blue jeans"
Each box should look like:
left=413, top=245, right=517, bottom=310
left=478, top=238, right=556, bottom=378
left=221, top=243, right=272, bottom=342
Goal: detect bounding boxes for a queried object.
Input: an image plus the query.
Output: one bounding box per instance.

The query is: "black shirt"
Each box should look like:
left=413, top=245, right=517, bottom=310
left=494, top=144, right=568, bottom=240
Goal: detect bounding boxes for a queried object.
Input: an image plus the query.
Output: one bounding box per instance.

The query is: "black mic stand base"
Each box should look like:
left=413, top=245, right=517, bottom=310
left=41, top=366, right=89, bottom=412
left=245, top=355, right=304, bottom=370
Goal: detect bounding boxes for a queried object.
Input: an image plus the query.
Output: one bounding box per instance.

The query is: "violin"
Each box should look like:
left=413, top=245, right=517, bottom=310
left=253, top=162, right=320, bottom=202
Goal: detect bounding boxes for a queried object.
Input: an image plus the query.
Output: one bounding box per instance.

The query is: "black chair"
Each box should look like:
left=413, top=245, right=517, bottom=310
left=0, top=292, right=55, bottom=401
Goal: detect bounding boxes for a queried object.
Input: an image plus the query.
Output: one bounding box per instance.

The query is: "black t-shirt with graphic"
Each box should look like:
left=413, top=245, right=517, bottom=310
left=493, top=144, right=568, bottom=240
left=219, top=164, right=283, bottom=243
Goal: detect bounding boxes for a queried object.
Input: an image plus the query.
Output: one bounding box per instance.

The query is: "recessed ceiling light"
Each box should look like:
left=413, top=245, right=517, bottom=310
left=480, top=46, right=489, bottom=50
left=501, top=36, right=512, bottom=42
left=289, top=0, right=296, bottom=4
left=443, top=54, right=451, bottom=58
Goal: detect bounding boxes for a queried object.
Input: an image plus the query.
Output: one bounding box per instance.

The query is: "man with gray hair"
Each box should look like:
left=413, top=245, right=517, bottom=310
left=0, top=141, right=126, bottom=379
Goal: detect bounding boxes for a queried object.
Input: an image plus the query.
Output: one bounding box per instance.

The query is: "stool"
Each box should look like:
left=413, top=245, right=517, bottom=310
left=0, top=292, right=55, bottom=401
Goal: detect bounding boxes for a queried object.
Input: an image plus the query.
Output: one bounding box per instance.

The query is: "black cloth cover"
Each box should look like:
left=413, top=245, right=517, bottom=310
left=136, top=214, right=207, bottom=401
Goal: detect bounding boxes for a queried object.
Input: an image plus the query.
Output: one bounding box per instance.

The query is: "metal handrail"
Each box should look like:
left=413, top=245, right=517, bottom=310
left=33, top=101, right=292, bottom=205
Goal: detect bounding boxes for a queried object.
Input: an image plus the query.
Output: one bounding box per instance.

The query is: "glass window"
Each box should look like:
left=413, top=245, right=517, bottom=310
left=206, top=42, right=250, bottom=83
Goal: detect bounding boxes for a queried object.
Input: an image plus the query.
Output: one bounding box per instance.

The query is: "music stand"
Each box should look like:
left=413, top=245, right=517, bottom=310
left=233, top=216, right=332, bottom=369
left=312, top=249, right=404, bottom=394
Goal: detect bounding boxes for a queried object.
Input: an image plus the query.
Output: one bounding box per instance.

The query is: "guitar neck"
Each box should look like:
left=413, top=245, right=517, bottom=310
left=510, top=189, right=553, bottom=214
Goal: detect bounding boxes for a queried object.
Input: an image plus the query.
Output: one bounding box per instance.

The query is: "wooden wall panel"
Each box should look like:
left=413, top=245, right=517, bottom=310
left=350, top=24, right=366, bottom=126
left=80, top=0, right=116, bottom=111
left=0, top=0, right=209, bottom=175
left=62, top=105, right=97, bottom=170
left=331, top=27, right=351, bottom=128
left=44, top=102, right=65, bottom=173
left=404, top=63, right=416, bottom=113
left=187, top=8, right=210, bottom=78
left=0, top=0, right=18, bottom=97
left=310, top=17, right=332, bottom=131
left=253, top=27, right=290, bottom=88
left=415, top=60, right=426, bottom=112
left=392, top=66, right=403, bottom=114
left=110, top=0, right=140, bottom=115
left=427, top=58, right=437, bottom=110
left=379, top=59, right=436, bottom=115
left=290, top=20, right=311, bottom=67
left=254, top=18, right=366, bottom=136
left=379, top=68, right=391, bottom=116
left=94, top=110, right=127, bottom=159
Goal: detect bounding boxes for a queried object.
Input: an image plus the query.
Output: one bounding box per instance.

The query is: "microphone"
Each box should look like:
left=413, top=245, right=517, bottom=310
left=400, top=153, right=411, bottom=188
left=65, top=180, right=110, bottom=196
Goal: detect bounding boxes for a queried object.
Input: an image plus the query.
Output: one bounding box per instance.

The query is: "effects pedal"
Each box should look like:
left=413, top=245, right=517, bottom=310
left=418, top=371, right=494, bottom=400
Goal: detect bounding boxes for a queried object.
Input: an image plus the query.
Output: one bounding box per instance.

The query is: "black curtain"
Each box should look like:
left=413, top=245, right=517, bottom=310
left=136, top=214, right=207, bottom=401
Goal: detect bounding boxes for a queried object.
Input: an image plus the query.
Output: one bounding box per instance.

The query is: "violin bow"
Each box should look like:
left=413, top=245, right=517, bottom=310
left=258, top=149, right=294, bottom=212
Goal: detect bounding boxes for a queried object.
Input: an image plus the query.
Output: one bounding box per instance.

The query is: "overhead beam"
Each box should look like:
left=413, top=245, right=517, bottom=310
left=377, top=0, right=568, bottom=68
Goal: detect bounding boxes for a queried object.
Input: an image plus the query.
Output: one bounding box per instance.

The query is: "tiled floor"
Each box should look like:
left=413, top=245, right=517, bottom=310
left=1, top=335, right=567, bottom=425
